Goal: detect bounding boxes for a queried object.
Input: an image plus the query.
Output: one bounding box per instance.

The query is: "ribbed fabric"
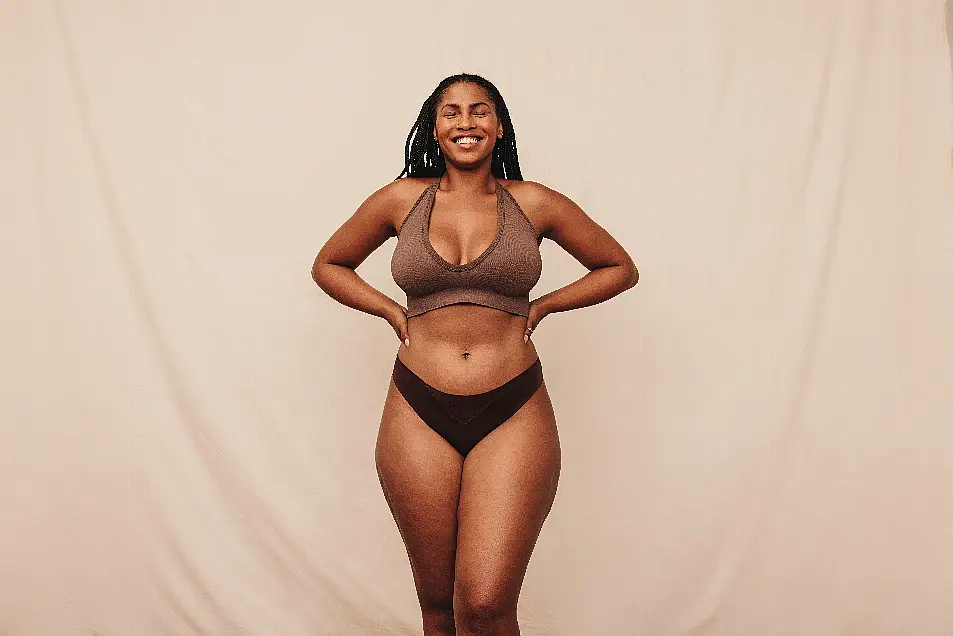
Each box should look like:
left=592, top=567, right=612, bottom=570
left=391, top=179, right=542, bottom=318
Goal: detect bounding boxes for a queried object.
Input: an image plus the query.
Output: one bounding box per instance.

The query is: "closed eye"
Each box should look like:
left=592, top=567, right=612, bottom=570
left=443, top=112, right=489, bottom=117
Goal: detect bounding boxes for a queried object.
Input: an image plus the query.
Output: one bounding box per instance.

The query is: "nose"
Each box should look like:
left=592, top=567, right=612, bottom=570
left=457, top=113, right=475, bottom=130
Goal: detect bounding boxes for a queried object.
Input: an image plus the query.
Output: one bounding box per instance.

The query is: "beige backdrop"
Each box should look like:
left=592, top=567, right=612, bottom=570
left=3, top=1, right=953, bottom=635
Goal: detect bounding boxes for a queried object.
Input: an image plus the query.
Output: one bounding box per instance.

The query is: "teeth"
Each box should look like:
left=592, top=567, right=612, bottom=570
left=456, top=137, right=481, bottom=144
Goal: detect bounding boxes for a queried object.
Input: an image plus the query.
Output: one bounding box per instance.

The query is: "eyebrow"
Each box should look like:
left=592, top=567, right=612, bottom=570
left=440, top=101, right=491, bottom=110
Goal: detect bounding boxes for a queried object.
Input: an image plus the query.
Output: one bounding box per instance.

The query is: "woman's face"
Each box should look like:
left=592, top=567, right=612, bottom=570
left=432, top=82, right=504, bottom=169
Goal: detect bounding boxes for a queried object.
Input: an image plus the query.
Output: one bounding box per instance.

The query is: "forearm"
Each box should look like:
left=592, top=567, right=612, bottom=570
left=312, top=262, right=403, bottom=320
left=536, top=264, right=637, bottom=315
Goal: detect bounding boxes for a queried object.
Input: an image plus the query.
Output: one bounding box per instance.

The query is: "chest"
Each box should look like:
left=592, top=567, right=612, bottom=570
left=427, top=191, right=502, bottom=268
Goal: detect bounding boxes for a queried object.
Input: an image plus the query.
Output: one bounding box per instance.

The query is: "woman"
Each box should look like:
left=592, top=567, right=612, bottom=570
left=312, top=73, right=638, bottom=636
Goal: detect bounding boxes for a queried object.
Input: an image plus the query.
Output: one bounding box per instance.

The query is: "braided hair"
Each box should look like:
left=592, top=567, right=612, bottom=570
left=395, top=73, right=523, bottom=181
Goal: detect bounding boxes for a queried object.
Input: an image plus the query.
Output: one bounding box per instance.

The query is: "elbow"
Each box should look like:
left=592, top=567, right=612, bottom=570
left=312, top=257, right=354, bottom=292
left=311, top=256, right=329, bottom=287
left=311, top=260, right=321, bottom=285
left=622, top=261, right=639, bottom=290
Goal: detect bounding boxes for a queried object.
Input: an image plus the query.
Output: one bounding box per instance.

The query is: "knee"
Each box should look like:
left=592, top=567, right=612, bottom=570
left=454, top=589, right=516, bottom=631
left=421, top=597, right=455, bottom=635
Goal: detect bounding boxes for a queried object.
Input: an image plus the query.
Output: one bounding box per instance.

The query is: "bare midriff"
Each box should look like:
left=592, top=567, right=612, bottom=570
left=395, top=303, right=540, bottom=395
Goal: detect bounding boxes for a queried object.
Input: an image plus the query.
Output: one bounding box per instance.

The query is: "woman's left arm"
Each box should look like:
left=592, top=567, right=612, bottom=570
left=522, top=181, right=639, bottom=335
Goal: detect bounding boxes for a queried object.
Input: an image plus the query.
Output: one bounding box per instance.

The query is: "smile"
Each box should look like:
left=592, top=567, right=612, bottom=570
left=453, top=136, right=482, bottom=147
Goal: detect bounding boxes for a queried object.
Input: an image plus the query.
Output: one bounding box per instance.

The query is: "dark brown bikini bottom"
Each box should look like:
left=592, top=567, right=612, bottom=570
left=392, top=355, right=544, bottom=457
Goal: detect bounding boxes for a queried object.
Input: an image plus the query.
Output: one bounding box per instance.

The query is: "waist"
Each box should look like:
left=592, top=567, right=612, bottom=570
left=396, top=304, right=539, bottom=394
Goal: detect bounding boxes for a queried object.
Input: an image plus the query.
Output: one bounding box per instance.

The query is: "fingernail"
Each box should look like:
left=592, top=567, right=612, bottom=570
left=404, top=338, right=410, bottom=348
left=523, top=334, right=528, bottom=343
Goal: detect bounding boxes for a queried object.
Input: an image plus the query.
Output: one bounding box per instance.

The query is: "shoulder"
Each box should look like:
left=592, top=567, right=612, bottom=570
left=369, top=176, right=434, bottom=208
left=360, top=177, right=435, bottom=235
left=498, top=179, right=563, bottom=205
left=498, top=179, right=578, bottom=238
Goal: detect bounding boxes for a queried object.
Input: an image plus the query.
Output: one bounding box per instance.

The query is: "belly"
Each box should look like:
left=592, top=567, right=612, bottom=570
left=396, top=303, right=540, bottom=395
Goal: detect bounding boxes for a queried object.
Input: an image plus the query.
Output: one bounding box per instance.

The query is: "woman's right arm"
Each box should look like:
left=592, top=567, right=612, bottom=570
left=311, top=180, right=412, bottom=340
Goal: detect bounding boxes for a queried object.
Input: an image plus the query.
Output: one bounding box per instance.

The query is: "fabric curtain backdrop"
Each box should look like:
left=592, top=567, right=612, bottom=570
left=2, top=1, right=952, bottom=634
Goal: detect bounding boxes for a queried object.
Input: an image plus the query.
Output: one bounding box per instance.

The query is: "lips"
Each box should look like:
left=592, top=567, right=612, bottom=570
left=452, top=135, right=483, bottom=148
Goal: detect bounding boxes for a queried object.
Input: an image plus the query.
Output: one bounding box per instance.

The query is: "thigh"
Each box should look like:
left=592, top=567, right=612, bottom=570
left=453, top=382, right=561, bottom=609
left=376, top=378, right=465, bottom=610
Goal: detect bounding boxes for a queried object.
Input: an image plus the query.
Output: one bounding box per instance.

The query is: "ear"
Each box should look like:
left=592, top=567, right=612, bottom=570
left=497, top=122, right=503, bottom=138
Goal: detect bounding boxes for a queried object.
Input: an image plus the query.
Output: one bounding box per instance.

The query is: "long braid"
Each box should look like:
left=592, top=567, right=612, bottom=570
left=395, top=73, right=523, bottom=181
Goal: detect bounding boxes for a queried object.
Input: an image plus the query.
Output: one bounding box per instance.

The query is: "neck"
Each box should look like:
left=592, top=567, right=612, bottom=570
left=438, top=165, right=496, bottom=194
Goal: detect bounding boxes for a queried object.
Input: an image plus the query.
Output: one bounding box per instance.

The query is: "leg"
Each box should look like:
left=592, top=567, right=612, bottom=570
left=453, top=383, right=561, bottom=636
left=376, top=378, right=465, bottom=636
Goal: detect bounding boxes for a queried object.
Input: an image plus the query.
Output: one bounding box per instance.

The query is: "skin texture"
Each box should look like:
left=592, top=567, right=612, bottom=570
left=312, top=81, right=638, bottom=635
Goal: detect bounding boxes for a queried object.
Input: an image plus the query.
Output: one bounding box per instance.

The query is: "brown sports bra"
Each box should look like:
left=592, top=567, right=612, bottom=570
left=391, top=178, right=543, bottom=318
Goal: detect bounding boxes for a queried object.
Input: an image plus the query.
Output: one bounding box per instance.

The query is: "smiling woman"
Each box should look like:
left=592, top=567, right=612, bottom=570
left=311, top=73, right=638, bottom=635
